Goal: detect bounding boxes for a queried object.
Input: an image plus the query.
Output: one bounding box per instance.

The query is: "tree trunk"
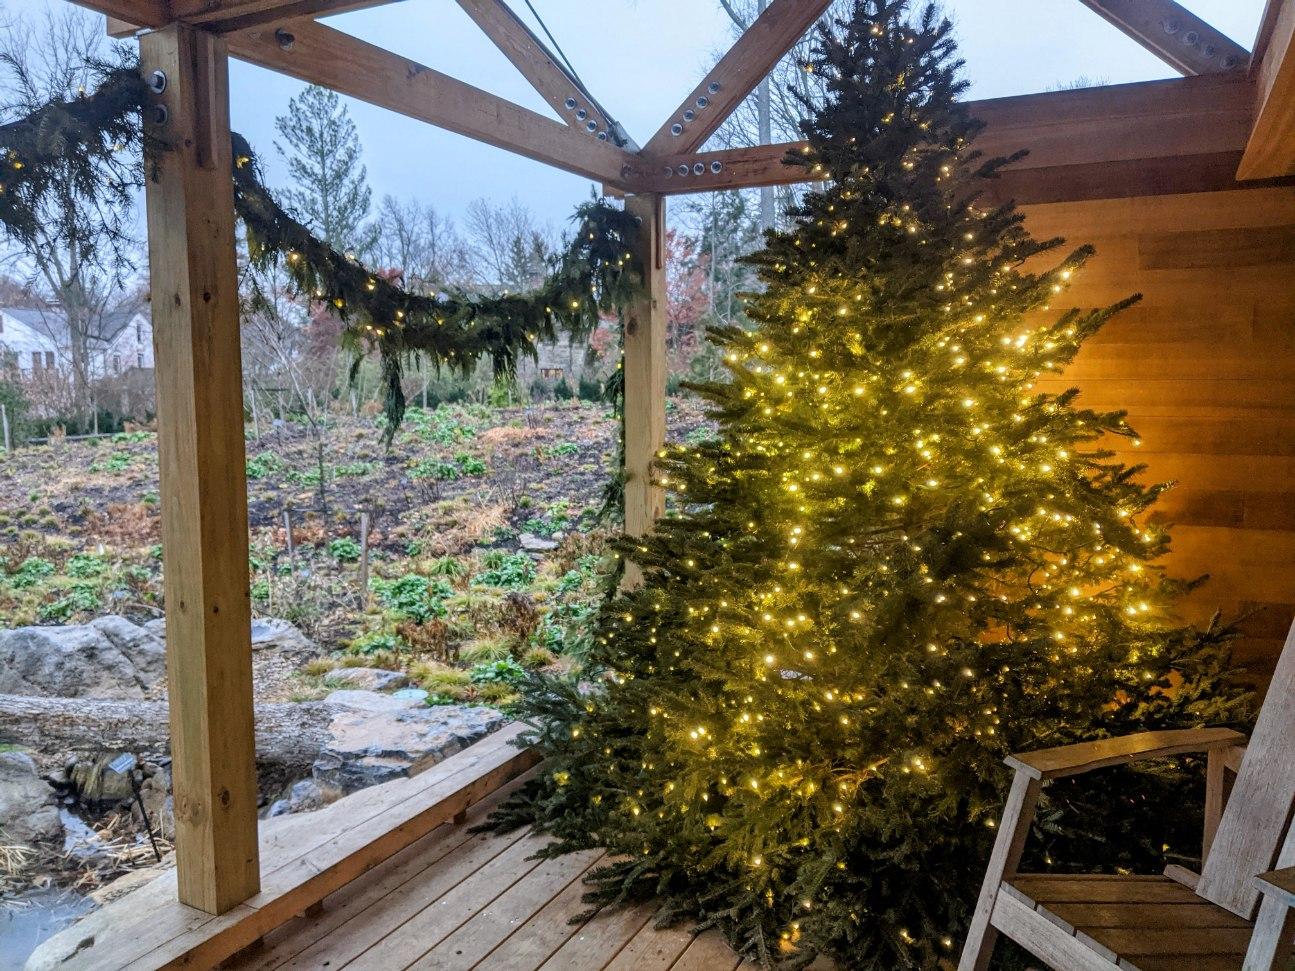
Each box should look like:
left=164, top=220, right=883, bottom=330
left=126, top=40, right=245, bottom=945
left=0, top=694, right=338, bottom=777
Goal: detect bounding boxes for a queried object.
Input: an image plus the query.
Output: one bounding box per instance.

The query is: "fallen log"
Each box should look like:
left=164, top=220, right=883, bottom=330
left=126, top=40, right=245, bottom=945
left=0, top=694, right=337, bottom=779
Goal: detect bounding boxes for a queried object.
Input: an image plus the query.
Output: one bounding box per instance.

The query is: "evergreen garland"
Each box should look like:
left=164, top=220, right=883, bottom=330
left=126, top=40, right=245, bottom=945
left=0, top=59, right=645, bottom=441
left=485, top=3, right=1251, bottom=969
left=0, top=59, right=147, bottom=257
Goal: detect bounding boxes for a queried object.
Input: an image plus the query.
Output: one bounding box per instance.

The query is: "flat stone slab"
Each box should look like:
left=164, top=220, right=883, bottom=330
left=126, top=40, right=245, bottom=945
left=312, top=702, right=508, bottom=794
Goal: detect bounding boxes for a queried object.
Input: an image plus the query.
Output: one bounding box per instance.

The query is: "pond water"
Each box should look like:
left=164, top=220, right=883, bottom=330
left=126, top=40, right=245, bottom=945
left=0, top=889, right=92, bottom=970
left=0, top=808, right=116, bottom=968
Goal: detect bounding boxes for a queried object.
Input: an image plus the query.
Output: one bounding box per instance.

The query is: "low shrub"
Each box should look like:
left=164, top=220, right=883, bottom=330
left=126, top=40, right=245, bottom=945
left=7, top=557, right=55, bottom=589
left=245, top=452, right=285, bottom=480
left=469, top=657, right=526, bottom=685
left=328, top=537, right=362, bottom=562
left=372, top=573, right=453, bottom=623
left=471, top=551, right=535, bottom=590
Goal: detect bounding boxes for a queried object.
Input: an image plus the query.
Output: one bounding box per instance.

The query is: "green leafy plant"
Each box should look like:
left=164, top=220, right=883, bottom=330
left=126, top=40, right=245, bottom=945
left=522, top=500, right=573, bottom=538
left=90, top=451, right=133, bottom=474
left=8, top=557, right=55, bottom=589
left=455, top=453, right=487, bottom=476
left=39, top=582, right=101, bottom=621
left=333, top=461, right=375, bottom=478
left=328, top=537, right=362, bottom=562
left=348, top=630, right=405, bottom=656
left=372, top=573, right=453, bottom=623
left=405, top=406, right=477, bottom=446
left=66, top=553, right=107, bottom=578
left=471, top=551, right=535, bottom=590
left=245, top=451, right=286, bottom=480
left=469, top=656, right=526, bottom=685
left=286, top=467, right=323, bottom=487
left=409, top=458, right=460, bottom=481
left=544, top=441, right=580, bottom=458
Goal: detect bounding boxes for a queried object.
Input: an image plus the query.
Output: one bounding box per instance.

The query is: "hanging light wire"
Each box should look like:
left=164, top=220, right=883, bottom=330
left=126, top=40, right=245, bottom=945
left=516, top=0, right=633, bottom=147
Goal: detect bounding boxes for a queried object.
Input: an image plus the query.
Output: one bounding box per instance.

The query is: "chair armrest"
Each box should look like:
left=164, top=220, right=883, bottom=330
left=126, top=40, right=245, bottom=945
left=1004, top=727, right=1247, bottom=781
left=1256, top=867, right=1295, bottom=909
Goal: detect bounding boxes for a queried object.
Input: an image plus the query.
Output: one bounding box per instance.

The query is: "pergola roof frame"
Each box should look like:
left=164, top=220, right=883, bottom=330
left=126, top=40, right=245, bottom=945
left=96, top=0, right=1294, bottom=196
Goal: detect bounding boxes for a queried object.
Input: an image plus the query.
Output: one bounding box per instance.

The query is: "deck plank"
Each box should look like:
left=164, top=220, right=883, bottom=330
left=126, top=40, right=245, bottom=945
left=472, top=853, right=608, bottom=970
left=272, top=828, right=533, bottom=969
left=536, top=899, right=658, bottom=969
left=602, top=911, right=696, bottom=971
left=229, top=775, right=534, bottom=970
left=340, top=833, right=551, bottom=969
left=410, top=848, right=604, bottom=968
left=670, top=928, right=743, bottom=971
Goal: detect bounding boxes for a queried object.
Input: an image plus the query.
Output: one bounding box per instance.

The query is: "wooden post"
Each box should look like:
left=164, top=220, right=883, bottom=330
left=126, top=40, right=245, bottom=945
left=249, top=388, right=261, bottom=441
left=1, top=402, right=10, bottom=453
left=621, top=193, right=667, bottom=588
left=359, top=510, right=371, bottom=605
left=140, top=23, right=260, bottom=915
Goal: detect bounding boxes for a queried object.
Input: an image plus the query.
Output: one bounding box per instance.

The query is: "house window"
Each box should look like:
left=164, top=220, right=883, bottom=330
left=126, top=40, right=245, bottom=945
left=540, top=367, right=565, bottom=380
left=45, top=352, right=55, bottom=369
left=112, top=353, right=122, bottom=373
left=32, top=351, right=41, bottom=371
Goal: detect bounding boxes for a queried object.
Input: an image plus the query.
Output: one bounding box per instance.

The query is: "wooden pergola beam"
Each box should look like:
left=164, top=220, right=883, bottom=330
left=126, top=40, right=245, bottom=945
left=74, top=0, right=166, bottom=30
left=1239, top=0, right=1295, bottom=179
left=642, top=0, right=831, bottom=157
left=226, top=20, right=636, bottom=188
left=93, top=0, right=404, bottom=33
left=455, top=0, right=626, bottom=145
left=1075, top=0, right=1248, bottom=75
left=626, top=73, right=1263, bottom=203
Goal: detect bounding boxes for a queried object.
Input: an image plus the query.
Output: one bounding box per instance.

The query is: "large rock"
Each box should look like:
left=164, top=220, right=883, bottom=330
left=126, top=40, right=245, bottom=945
left=519, top=532, right=559, bottom=552
left=312, top=697, right=507, bottom=794
left=0, top=751, right=63, bottom=845
left=0, top=616, right=165, bottom=699
left=142, top=616, right=316, bottom=656
left=250, top=618, right=316, bottom=655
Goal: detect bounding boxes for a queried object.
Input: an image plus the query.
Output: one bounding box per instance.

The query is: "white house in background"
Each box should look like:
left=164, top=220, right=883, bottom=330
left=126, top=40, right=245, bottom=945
left=0, top=306, right=153, bottom=379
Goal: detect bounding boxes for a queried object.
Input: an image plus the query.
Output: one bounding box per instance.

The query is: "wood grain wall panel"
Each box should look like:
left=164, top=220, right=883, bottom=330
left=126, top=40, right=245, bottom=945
left=1138, top=226, right=1295, bottom=270
left=1017, top=187, right=1295, bottom=678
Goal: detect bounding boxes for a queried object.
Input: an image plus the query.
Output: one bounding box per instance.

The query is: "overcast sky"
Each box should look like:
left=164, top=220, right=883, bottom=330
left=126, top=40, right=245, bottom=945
left=0, top=0, right=1270, bottom=232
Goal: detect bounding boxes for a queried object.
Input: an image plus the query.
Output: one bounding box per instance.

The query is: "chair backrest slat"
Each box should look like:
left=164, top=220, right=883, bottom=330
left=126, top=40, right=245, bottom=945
left=1197, top=619, right=1295, bottom=917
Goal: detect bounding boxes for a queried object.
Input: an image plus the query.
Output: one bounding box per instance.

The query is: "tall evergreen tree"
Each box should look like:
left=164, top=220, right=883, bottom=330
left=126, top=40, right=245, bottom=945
left=492, top=2, right=1247, bottom=968
left=273, top=85, right=378, bottom=256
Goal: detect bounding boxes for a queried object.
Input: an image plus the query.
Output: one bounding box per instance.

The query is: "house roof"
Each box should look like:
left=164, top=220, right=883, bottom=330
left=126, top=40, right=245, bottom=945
left=0, top=306, right=146, bottom=347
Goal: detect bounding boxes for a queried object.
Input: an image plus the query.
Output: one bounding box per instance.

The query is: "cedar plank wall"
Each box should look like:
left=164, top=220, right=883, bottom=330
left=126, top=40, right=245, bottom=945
left=1020, top=187, right=1295, bottom=681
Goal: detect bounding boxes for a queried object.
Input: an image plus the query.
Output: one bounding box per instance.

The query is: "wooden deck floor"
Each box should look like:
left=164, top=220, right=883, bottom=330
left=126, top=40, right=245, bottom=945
left=226, top=776, right=749, bottom=971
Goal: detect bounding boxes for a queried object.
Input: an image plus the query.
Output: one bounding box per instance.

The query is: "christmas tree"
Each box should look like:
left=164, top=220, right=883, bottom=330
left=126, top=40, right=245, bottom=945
left=492, top=2, right=1248, bottom=967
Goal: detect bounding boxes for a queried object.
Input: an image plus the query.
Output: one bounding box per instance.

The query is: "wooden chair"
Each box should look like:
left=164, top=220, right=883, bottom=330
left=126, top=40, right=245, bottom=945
left=958, top=621, right=1295, bottom=971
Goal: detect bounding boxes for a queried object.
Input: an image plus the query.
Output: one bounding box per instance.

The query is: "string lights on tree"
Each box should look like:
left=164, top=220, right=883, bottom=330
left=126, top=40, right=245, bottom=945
left=486, top=2, right=1248, bottom=967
